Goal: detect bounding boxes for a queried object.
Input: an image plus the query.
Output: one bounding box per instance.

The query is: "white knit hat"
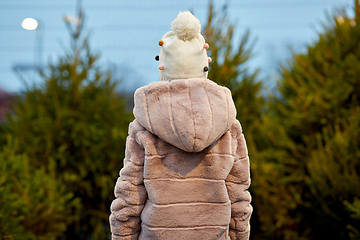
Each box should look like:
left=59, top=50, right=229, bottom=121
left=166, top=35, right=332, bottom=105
left=156, top=11, right=211, bottom=81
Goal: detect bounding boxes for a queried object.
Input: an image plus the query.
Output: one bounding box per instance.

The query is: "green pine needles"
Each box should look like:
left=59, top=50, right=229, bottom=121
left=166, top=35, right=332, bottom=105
left=250, top=9, right=360, bottom=240
left=0, top=12, right=132, bottom=240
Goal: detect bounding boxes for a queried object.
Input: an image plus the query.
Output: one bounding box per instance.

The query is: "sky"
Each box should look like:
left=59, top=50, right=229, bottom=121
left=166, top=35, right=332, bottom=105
left=0, top=0, right=353, bottom=93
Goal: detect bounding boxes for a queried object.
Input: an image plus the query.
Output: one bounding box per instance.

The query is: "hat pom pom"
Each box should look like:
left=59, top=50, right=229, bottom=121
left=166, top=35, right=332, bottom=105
left=171, top=11, right=201, bottom=41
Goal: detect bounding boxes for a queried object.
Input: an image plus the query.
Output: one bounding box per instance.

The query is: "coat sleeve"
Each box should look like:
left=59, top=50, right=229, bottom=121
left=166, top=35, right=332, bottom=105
left=226, top=120, right=252, bottom=240
left=109, top=120, right=148, bottom=240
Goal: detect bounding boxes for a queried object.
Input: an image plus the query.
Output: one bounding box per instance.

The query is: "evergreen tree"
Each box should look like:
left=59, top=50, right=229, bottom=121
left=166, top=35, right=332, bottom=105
left=0, top=136, right=79, bottom=240
left=204, top=2, right=263, bottom=132
left=1, top=10, right=132, bottom=239
left=250, top=4, right=360, bottom=239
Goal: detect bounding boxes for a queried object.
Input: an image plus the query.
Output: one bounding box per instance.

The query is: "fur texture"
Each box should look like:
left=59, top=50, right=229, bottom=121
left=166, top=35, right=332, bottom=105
left=110, top=78, right=252, bottom=240
left=171, top=11, right=201, bottom=41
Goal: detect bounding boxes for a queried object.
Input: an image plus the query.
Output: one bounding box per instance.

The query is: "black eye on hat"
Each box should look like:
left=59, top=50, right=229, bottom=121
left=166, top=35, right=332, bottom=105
left=203, top=66, right=209, bottom=72
left=155, top=55, right=159, bottom=61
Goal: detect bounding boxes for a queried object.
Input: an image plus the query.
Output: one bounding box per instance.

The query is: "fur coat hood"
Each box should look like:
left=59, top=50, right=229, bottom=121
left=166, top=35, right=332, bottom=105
left=110, top=78, right=252, bottom=240
left=133, top=78, right=236, bottom=152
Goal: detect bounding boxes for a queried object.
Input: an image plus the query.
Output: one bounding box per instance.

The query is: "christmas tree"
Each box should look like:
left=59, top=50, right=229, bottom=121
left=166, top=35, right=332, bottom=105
left=204, top=3, right=263, bottom=132
left=250, top=1, right=360, bottom=239
left=1, top=9, right=132, bottom=240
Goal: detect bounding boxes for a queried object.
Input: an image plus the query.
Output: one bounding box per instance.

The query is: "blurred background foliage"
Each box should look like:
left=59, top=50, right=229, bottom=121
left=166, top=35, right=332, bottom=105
left=0, top=9, right=132, bottom=240
left=0, top=1, right=359, bottom=240
left=0, top=136, right=79, bottom=240
left=248, top=5, right=360, bottom=239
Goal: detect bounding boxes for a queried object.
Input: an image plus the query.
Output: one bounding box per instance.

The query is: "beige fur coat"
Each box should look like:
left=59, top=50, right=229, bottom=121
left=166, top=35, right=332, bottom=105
left=110, top=78, right=252, bottom=240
